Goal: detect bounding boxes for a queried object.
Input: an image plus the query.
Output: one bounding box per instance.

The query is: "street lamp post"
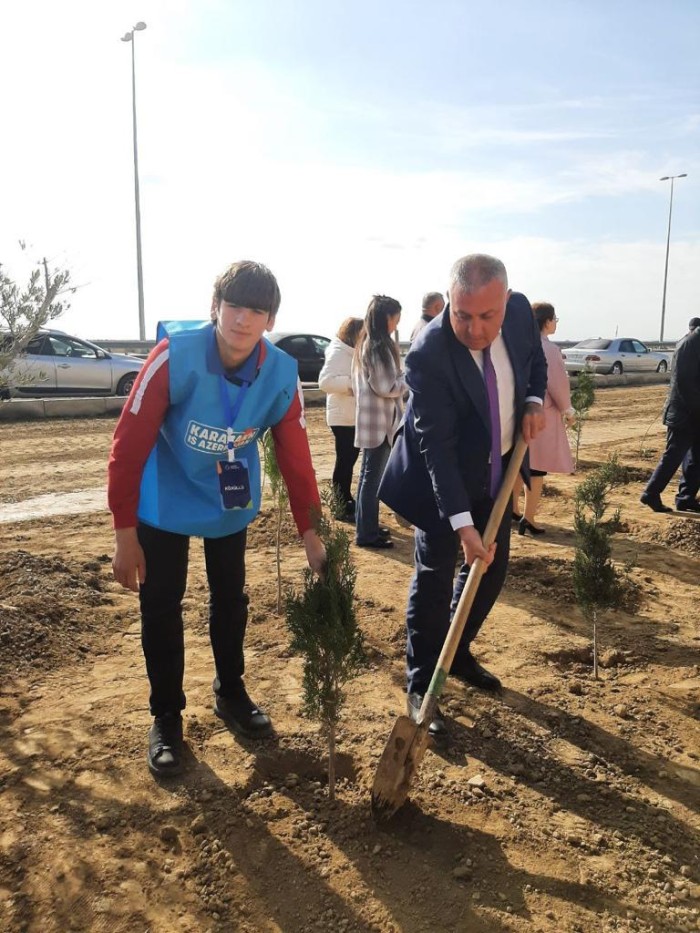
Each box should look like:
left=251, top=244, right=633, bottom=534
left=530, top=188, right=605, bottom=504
left=121, top=22, right=147, bottom=341
left=659, top=172, right=687, bottom=343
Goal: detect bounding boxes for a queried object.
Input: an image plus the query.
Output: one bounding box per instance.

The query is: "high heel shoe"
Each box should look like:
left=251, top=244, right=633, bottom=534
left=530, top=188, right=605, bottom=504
left=518, top=517, right=545, bottom=536
left=511, top=511, right=522, bottom=523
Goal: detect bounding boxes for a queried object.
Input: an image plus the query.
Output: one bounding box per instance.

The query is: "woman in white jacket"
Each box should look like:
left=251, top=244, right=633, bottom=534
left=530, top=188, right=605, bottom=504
left=318, top=317, right=364, bottom=521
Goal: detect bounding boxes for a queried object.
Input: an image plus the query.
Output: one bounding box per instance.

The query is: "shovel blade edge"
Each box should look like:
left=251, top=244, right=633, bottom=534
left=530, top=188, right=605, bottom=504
left=370, top=715, right=431, bottom=821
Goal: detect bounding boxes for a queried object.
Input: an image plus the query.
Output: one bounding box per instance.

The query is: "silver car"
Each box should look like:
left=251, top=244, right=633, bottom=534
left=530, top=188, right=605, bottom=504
left=1, top=329, right=145, bottom=398
left=562, top=338, right=670, bottom=375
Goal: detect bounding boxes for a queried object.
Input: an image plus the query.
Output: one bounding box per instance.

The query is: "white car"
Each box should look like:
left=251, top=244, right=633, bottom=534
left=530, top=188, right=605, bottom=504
left=562, top=338, right=671, bottom=375
left=1, top=329, right=145, bottom=398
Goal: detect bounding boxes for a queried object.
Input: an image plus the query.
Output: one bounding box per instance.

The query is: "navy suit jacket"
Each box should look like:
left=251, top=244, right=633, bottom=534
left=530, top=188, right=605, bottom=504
left=664, top=327, right=700, bottom=428
left=379, top=292, right=547, bottom=534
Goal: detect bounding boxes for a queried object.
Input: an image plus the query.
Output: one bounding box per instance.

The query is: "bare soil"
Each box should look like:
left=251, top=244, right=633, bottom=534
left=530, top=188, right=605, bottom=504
left=0, top=388, right=698, bottom=933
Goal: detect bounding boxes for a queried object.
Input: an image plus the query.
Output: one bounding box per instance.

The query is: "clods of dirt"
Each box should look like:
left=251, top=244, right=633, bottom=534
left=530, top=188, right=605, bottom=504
left=649, top=518, right=700, bottom=557
left=0, top=550, right=113, bottom=678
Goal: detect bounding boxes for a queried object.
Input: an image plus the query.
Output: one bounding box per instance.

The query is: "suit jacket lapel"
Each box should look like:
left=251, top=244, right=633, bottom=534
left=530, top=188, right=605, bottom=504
left=500, top=311, right=524, bottom=408
left=443, top=310, right=491, bottom=434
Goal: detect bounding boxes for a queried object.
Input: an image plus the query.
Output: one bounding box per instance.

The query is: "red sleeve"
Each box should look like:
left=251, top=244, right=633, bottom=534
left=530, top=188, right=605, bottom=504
left=107, top=339, right=171, bottom=529
left=271, top=383, right=321, bottom=536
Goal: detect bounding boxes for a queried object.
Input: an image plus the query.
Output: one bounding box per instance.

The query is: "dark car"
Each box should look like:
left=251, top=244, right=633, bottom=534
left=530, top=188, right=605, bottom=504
left=267, top=332, right=331, bottom=382
left=1, top=329, right=145, bottom=398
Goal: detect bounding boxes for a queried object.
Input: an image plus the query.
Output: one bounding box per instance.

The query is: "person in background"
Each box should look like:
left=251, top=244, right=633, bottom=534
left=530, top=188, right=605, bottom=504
left=512, top=302, right=575, bottom=535
left=379, top=255, right=546, bottom=737
left=108, top=260, right=325, bottom=778
left=641, top=317, right=700, bottom=513
left=353, top=295, right=405, bottom=549
left=410, top=291, right=445, bottom=343
left=318, top=317, right=364, bottom=522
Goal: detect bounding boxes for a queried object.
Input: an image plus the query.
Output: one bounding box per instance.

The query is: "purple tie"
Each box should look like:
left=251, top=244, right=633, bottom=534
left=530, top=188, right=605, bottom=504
left=482, top=345, right=502, bottom=498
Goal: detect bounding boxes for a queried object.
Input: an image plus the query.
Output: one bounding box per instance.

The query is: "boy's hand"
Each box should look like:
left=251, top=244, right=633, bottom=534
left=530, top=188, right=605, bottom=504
left=113, top=527, right=147, bottom=592
left=302, top=529, right=327, bottom=576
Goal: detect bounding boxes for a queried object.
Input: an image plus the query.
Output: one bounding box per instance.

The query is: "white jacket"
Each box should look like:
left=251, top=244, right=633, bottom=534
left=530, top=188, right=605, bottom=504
left=318, top=337, right=356, bottom=427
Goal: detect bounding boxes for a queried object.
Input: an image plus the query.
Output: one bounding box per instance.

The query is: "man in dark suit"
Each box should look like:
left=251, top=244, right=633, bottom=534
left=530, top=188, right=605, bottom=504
left=379, top=254, right=547, bottom=737
left=641, top=318, right=700, bottom=513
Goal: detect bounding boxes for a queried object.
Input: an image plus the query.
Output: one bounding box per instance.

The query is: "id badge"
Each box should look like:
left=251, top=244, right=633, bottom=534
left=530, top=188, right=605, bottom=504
left=217, top=458, right=252, bottom=510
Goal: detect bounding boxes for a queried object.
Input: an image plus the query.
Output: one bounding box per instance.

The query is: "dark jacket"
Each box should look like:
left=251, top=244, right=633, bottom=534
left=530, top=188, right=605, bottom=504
left=664, top=327, right=700, bottom=428
left=379, top=291, right=547, bottom=534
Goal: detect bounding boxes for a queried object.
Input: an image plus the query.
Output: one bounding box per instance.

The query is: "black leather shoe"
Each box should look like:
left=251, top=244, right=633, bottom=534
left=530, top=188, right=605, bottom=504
left=452, top=653, right=502, bottom=692
left=512, top=511, right=522, bottom=523
left=356, top=537, right=393, bottom=549
left=215, top=686, right=272, bottom=738
left=148, top=713, right=183, bottom=777
left=676, top=499, right=700, bottom=513
left=640, top=492, right=672, bottom=513
left=407, top=692, right=447, bottom=738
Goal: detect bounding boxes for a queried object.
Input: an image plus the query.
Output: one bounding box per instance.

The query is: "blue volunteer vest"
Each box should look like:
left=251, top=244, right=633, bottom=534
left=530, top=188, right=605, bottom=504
left=138, top=321, right=299, bottom=538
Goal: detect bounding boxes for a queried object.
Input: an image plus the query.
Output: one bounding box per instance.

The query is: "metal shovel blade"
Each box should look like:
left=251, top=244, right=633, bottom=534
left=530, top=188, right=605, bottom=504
left=370, top=715, right=432, bottom=821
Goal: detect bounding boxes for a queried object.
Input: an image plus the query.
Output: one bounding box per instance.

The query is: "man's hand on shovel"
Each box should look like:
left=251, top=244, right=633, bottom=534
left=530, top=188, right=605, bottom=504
left=521, top=400, right=545, bottom=443
left=457, top=526, right=496, bottom=568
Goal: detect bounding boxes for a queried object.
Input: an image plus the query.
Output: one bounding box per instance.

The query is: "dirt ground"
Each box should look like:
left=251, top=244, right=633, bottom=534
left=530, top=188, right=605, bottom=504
left=0, top=387, right=698, bottom=933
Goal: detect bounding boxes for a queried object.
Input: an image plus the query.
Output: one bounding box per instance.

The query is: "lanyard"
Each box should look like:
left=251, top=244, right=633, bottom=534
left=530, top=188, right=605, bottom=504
left=219, top=375, right=251, bottom=462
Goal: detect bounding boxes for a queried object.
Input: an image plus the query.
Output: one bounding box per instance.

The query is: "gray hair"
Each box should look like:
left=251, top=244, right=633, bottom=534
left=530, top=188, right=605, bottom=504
left=449, top=254, right=508, bottom=295
left=421, top=291, right=444, bottom=311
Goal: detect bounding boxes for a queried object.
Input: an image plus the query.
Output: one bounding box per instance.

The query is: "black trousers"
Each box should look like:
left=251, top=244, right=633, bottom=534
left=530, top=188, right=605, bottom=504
left=331, top=425, right=360, bottom=509
left=138, top=522, right=248, bottom=717
left=644, top=423, right=700, bottom=507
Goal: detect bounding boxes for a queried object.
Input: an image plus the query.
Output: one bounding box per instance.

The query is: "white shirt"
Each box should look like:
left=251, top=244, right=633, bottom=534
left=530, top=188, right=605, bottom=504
left=449, top=332, right=542, bottom=530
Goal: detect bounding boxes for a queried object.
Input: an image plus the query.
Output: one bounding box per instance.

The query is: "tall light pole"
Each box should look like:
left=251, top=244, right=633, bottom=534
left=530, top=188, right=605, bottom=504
left=121, top=22, right=147, bottom=340
left=659, top=172, right=687, bottom=342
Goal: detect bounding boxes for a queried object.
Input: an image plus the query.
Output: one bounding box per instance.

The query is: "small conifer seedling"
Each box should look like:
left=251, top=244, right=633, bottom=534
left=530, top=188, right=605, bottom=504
left=569, top=368, right=596, bottom=469
left=572, top=457, right=626, bottom=678
left=286, top=511, right=364, bottom=800
left=260, top=429, right=289, bottom=615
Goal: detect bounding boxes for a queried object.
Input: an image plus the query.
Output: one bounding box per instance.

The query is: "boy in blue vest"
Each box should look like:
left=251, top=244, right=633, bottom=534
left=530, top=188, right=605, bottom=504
left=109, top=260, right=325, bottom=777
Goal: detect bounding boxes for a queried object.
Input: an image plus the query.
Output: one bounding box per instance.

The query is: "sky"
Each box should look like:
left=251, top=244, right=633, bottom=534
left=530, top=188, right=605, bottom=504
left=1, top=0, right=698, bottom=343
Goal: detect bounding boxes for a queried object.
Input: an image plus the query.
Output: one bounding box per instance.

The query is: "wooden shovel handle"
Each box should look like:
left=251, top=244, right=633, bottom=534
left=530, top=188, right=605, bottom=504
left=420, top=436, right=528, bottom=716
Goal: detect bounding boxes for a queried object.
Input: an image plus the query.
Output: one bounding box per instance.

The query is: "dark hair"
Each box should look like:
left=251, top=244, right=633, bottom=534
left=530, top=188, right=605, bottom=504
left=337, top=317, right=364, bottom=348
left=355, top=295, right=401, bottom=374
left=210, top=260, right=281, bottom=320
left=689, top=317, right=700, bottom=331
left=532, top=301, right=556, bottom=332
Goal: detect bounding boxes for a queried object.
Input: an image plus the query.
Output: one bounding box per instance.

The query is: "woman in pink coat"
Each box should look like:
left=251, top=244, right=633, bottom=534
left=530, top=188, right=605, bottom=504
left=514, top=302, right=575, bottom=535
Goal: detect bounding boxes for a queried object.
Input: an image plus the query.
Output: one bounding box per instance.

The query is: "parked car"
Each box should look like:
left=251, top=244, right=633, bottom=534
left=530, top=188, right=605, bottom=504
left=267, top=332, right=331, bottom=382
left=0, top=329, right=145, bottom=398
left=562, top=338, right=670, bottom=375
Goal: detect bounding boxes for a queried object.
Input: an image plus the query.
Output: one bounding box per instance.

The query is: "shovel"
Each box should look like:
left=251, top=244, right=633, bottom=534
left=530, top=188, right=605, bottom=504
left=370, top=436, right=528, bottom=821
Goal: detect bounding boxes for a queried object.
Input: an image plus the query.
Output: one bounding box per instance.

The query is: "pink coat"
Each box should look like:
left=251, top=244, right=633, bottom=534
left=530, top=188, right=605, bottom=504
left=528, top=336, right=574, bottom=474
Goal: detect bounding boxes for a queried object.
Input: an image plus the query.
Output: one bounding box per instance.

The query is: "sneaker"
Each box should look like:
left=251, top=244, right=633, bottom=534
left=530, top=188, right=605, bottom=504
left=214, top=686, right=272, bottom=738
left=147, top=713, right=183, bottom=778
left=640, top=492, right=672, bottom=513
